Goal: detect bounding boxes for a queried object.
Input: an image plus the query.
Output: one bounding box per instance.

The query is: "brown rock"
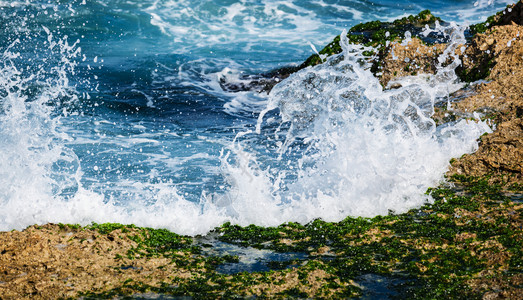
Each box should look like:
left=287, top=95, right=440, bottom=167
left=448, top=24, right=523, bottom=185
left=0, top=224, right=196, bottom=299
left=379, top=38, right=446, bottom=86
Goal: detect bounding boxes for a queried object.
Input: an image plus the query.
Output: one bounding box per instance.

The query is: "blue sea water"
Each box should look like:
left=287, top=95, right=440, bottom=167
left=0, top=0, right=511, bottom=235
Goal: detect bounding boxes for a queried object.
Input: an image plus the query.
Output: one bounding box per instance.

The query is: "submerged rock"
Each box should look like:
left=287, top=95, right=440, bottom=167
left=219, top=65, right=301, bottom=94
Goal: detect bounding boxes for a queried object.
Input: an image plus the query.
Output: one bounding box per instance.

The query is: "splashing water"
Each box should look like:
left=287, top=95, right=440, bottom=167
left=0, top=33, right=85, bottom=227
left=219, top=25, right=491, bottom=227
left=0, top=1, right=501, bottom=236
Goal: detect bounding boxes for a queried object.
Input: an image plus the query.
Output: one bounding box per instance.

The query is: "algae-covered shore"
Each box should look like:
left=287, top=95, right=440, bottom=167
left=1, top=2, right=522, bottom=299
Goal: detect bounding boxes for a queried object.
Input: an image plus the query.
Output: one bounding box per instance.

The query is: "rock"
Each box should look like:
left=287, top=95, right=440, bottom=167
left=448, top=23, right=523, bottom=186
left=0, top=224, right=194, bottom=299
left=496, top=0, right=523, bottom=26
left=469, top=1, right=523, bottom=34
left=219, top=10, right=445, bottom=93
left=379, top=37, right=446, bottom=86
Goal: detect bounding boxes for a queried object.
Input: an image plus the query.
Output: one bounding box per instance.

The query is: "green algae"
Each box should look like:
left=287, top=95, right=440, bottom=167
left=299, top=10, right=440, bottom=70
left=468, top=6, right=507, bottom=35
left=87, top=222, right=134, bottom=234
left=126, top=227, right=195, bottom=256
left=212, top=175, right=520, bottom=298
left=74, top=172, right=522, bottom=298
left=57, top=223, right=82, bottom=230
left=392, top=9, right=442, bottom=26
left=457, top=54, right=496, bottom=83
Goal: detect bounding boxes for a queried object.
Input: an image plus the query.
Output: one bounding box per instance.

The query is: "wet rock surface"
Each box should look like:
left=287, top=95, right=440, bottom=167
left=448, top=22, right=523, bottom=187
left=0, top=224, right=195, bottom=299
left=219, top=66, right=300, bottom=94
left=379, top=38, right=447, bottom=87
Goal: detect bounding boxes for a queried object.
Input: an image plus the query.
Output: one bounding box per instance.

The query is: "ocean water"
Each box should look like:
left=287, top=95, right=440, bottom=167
left=0, top=0, right=510, bottom=235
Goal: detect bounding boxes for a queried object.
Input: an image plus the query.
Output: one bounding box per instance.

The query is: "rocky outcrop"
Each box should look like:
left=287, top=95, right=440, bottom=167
left=313, top=1, right=523, bottom=186
left=0, top=224, right=195, bottom=299
left=448, top=22, right=523, bottom=186
left=379, top=38, right=447, bottom=87
left=220, top=10, right=445, bottom=93
left=369, top=3, right=523, bottom=186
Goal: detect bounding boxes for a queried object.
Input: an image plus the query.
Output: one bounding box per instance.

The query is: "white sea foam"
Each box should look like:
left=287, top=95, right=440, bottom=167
left=141, top=0, right=350, bottom=56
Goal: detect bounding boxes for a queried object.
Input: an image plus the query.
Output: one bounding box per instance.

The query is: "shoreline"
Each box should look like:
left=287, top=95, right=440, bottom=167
left=1, top=2, right=522, bottom=299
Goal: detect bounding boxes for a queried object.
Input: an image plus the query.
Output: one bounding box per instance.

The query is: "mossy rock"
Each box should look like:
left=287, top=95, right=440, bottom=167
left=299, top=10, right=443, bottom=70
left=4, top=171, right=521, bottom=299
left=392, top=9, right=442, bottom=26
left=221, top=2, right=521, bottom=93
left=469, top=1, right=523, bottom=35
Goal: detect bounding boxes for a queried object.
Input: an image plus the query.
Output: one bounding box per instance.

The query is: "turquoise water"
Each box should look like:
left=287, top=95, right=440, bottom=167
left=0, top=0, right=510, bottom=234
